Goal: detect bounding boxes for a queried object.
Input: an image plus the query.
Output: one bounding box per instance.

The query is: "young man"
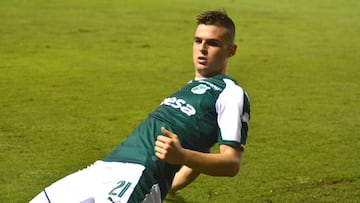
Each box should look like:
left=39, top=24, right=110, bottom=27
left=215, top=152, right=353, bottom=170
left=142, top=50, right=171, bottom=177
left=31, top=10, right=250, bottom=203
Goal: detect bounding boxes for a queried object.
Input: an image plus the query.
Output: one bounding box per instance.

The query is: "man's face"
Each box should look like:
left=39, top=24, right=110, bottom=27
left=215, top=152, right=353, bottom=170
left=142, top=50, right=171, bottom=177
left=193, top=24, right=236, bottom=78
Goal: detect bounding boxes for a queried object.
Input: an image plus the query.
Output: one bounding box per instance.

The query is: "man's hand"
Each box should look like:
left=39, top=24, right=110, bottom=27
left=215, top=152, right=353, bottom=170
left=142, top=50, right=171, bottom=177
left=155, top=127, right=184, bottom=164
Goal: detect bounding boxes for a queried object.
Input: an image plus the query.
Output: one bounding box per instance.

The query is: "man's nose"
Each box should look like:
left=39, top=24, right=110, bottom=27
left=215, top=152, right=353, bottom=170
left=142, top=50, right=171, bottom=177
left=200, top=42, right=208, bottom=55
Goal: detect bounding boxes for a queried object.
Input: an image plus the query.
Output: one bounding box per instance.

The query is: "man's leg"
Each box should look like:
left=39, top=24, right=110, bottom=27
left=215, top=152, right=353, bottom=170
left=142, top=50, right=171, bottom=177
left=30, top=161, right=146, bottom=202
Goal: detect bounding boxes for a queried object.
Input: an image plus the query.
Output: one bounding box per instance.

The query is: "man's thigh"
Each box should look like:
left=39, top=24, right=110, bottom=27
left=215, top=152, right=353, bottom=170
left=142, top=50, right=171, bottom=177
left=30, top=161, right=145, bottom=203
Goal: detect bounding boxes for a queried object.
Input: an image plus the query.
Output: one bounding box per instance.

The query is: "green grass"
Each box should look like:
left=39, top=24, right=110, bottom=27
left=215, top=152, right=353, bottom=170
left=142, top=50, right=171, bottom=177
left=1, top=0, right=359, bottom=202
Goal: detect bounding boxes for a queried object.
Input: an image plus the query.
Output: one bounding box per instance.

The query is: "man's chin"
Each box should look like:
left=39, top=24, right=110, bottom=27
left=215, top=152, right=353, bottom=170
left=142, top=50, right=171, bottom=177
left=195, top=64, right=208, bottom=71
left=196, top=67, right=206, bottom=73
left=195, top=68, right=212, bottom=78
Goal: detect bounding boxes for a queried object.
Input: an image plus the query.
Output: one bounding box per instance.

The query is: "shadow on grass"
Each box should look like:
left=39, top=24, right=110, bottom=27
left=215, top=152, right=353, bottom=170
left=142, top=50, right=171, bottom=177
left=164, top=194, right=186, bottom=203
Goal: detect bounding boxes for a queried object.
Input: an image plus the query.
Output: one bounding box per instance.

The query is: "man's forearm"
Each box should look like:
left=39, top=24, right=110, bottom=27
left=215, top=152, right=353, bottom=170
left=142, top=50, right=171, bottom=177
left=170, top=166, right=200, bottom=194
left=180, top=147, right=241, bottom=177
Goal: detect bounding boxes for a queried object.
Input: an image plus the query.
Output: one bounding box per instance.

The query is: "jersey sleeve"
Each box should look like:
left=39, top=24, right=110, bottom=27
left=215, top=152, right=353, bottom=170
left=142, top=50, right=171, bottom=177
left=215, top=79, right=250, bottom=150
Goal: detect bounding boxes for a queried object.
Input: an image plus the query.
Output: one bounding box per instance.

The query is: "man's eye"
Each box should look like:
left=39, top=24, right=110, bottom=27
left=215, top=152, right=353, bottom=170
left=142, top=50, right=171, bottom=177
left=207, top=40, right=220, bottom=47
left=194, top=38, right=202, bottom=44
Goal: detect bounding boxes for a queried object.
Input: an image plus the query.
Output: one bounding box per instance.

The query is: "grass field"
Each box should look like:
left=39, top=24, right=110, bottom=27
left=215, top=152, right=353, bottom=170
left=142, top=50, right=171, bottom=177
left=1, top=0, right=359, bottom=202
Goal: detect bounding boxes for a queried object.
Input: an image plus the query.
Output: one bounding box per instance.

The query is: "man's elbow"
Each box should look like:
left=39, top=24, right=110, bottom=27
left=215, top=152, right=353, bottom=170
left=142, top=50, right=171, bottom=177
left=219, top=146, right=243, bottom=177
left=226, top=162, right=241, bottom=177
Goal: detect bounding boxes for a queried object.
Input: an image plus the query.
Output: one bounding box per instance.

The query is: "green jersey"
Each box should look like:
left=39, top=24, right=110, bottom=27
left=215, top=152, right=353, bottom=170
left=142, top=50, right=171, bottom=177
left=103, top=74, right=250, bottom=201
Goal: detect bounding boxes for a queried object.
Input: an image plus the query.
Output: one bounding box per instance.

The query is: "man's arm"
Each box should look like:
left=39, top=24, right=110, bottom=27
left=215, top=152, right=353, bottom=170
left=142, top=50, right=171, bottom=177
left=155, top=127, right=243, bottom=177
left=169, top=165, right=200, bottom=194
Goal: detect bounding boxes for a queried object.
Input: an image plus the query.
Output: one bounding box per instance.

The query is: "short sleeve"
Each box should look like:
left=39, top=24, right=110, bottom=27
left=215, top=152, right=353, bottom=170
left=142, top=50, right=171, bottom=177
left=216, top=79, right=250, bottom=149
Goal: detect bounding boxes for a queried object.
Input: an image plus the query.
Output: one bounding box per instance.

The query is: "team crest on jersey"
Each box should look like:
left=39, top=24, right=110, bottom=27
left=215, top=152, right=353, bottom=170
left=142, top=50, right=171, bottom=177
left=191, top=84, right=211, bottom=94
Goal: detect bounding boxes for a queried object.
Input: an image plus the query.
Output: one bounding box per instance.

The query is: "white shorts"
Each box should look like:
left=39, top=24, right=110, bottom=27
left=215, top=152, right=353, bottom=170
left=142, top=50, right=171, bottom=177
left=30, top=161, right=161, bottom=203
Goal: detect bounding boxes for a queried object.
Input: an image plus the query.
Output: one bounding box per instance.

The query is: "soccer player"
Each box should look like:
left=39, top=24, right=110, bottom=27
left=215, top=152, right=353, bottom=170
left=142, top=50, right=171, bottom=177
left=30, top=10, right=250, bottom=203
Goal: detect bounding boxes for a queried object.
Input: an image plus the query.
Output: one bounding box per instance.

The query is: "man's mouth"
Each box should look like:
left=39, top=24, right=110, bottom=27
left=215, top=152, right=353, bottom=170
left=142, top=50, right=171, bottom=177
left=198, top=56, right=207, bottom=65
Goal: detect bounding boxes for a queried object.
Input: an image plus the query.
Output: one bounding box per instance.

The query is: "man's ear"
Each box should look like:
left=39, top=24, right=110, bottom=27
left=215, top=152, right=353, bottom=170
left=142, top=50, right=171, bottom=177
left=228, top=44, right=237, bottom=57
